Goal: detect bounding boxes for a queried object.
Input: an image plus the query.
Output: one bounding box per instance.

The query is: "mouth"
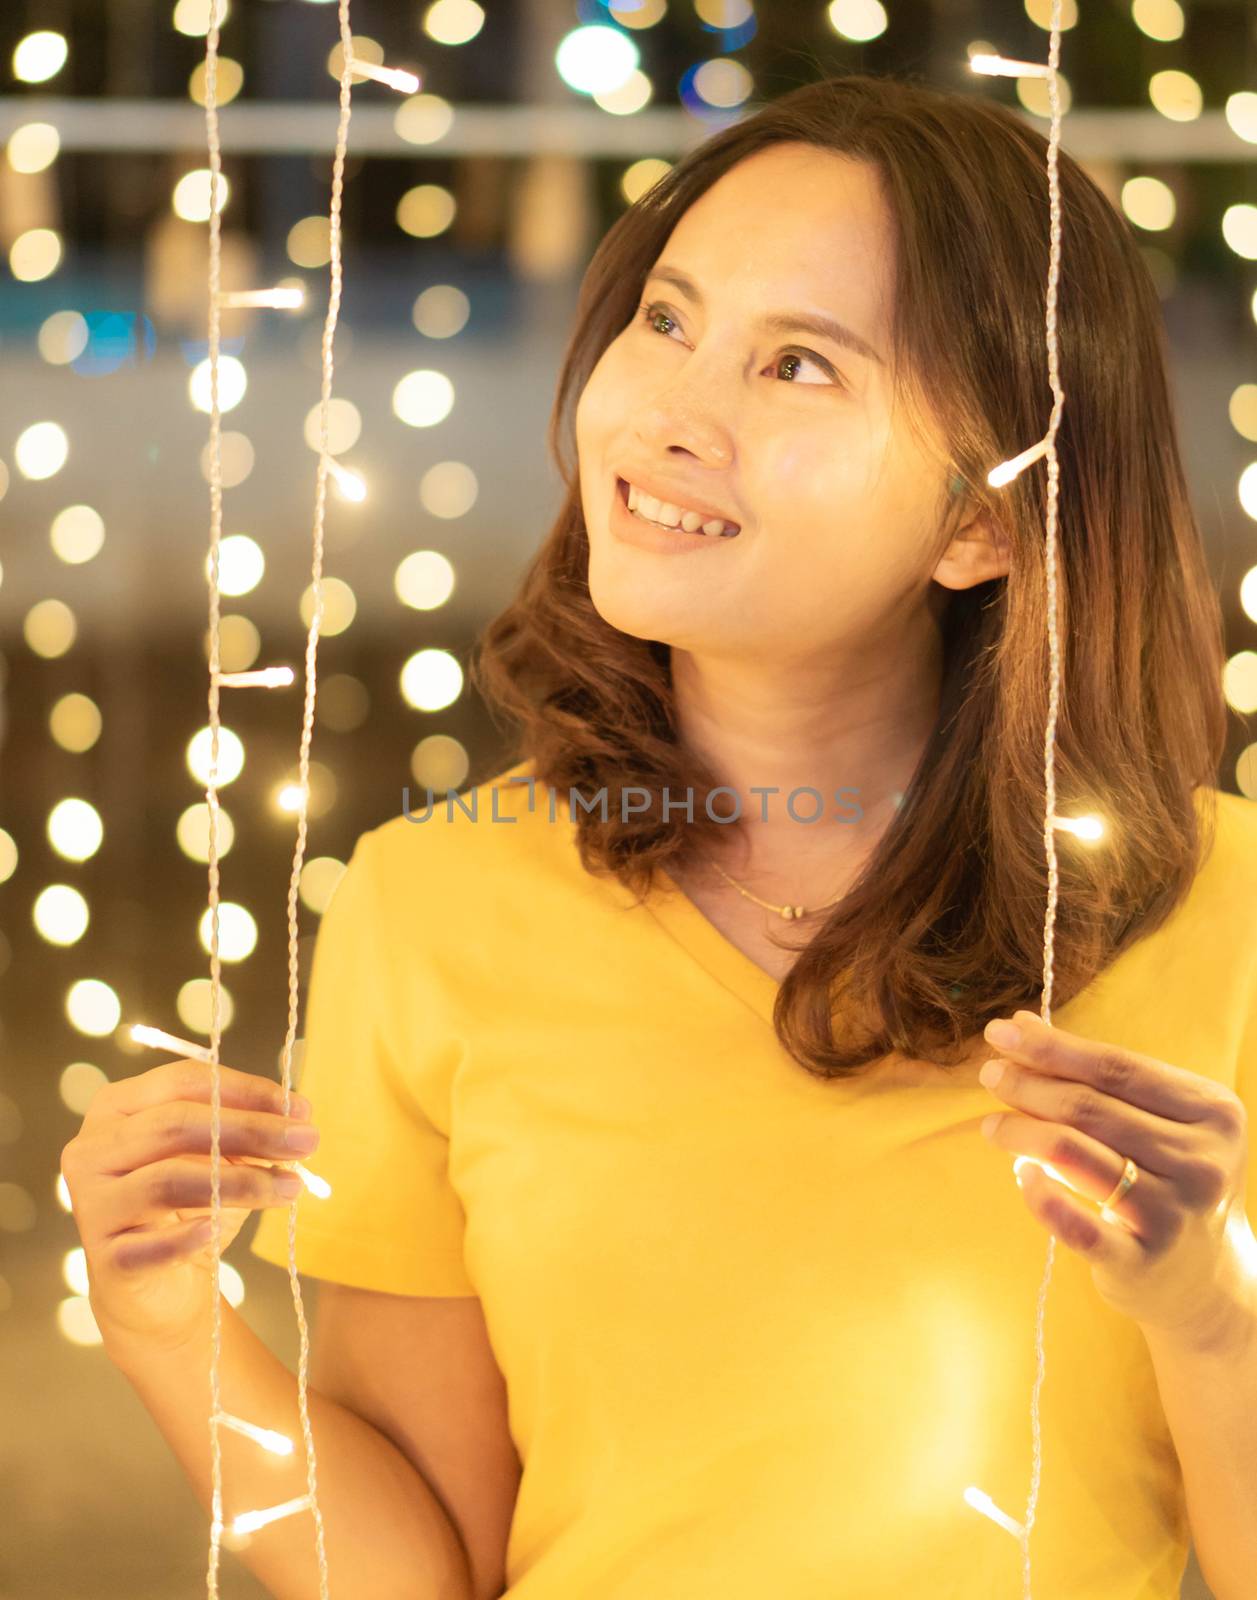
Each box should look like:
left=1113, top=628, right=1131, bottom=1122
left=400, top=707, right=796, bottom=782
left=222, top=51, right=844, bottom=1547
left=615, top=477, right=740, bottom=539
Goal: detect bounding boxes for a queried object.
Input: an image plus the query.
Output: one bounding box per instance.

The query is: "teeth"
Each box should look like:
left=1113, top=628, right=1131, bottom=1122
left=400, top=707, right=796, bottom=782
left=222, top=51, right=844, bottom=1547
left=625, top=480, right=738, bottom=537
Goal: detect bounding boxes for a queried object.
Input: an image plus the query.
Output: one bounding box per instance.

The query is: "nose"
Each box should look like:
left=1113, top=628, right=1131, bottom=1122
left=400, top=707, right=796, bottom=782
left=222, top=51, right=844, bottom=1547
left=630, top=405, right=732, bottom=469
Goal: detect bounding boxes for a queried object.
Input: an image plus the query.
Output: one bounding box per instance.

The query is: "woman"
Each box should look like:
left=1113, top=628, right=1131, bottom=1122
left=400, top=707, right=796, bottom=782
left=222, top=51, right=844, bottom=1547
left=67, top=73, right=1256, bottom=1599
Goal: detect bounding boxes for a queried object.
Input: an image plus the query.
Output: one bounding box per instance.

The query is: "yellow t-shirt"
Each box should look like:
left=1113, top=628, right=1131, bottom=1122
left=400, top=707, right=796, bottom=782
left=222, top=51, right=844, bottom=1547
left=251, top=760, right=1257, bottom=1599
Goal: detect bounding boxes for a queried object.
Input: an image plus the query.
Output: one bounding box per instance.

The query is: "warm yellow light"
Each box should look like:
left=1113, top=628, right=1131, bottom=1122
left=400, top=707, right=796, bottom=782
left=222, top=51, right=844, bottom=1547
left=303, top=398, right=361, bottom=456
left=207, top=534, right=265, bottom=596
left=392, top=369, right=455, bottom=428
left=1222, top=205, right=1257, bottom=262
left=189, top=57, right=243, bottom=106
left=60, top=1062, right=108, bottom=1115
left=173, top=0, right=231, bottom=36
left=286, top=216, right=331, bottom=268
left=6, top=122, right=60, bottom=173
left=0, top=831, right=16, bottom=884
left=210, top=614, right=261, bottom=672
left=24, top=600, right=77, bottom=659
left=34, top=885, right=90, bottom=946
left=423, top=0, right=485, bottom=47
left=1223, top=651, right=1257, bottom=714
left=48, top=798, right=103, bottom=861
left=395, top=550, right=456, bottom=610
left=411, top=733, right=469, bottom=794
left=57, top=1296, right=103, bottom=1346
left=400, top=648, right=463, bottom=711
left=176, top=801, right=236, bottom=862
left=298, top=857, right=347, bottom=914
left=186, top=725, right=245, bottom=787
left=1131, top=0, right=1184, bottom=42
left=50, top=505, right=106, bottom=565
left=1226, top=91, right=1257, bottom=146
left=10, top=228, right=64, bottom=283
left=172, top=168, right=230, bottom=223
left=621, top=158, right=671, bottom=206
left=690, top=59, right=751, bottom=111
left=200, top=431, right=255, bottom=487
left=1148, top=69, right=1201, bottom=122
left=176, top=977, right=235, bottom=1036
left=825, top=0, right=888, bottom=43
left=66, top=980, right=122, bottom=1038
left=298, top=577, right=357, bottom=635
left=394, top=93, right=454, bottom=147
left=189, top=355, right=247, bottom=414
left=50, top=693, right=102, bottom=753
left=198, top=902, right=258, bottom=962
left=411, top=284, right=470, bottom=337
left=418, top=460, right=477, bottom=518
left=1121, top=176, right=1175, bottom=232
left=15, top=421, right=69, bottom=479
left=396, top=184, right=456, bottom=239
left=13, top=31, right=68, bottom=84
left=38, top=310, right=89, bottom=365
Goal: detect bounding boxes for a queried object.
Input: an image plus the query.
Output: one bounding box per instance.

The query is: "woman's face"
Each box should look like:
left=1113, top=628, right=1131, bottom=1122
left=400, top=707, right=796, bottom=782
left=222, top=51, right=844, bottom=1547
left=575, top=142, right=1005, bottom=668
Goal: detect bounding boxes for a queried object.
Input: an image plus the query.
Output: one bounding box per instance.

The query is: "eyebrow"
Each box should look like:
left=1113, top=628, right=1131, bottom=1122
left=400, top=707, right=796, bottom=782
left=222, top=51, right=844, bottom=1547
left=642, top=264, right=886, bottom=368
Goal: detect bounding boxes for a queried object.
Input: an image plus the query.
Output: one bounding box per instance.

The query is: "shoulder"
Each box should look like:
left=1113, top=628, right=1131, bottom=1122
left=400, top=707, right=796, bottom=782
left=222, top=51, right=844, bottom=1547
left=350, top=756, right=583, bottom=913
left=1193, top=787, right=1257, bottom=915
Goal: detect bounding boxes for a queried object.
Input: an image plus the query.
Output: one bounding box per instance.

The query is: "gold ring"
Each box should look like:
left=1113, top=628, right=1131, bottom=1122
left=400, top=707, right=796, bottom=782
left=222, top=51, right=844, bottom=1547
left=1101, top=1156, right=1138, bottom=1212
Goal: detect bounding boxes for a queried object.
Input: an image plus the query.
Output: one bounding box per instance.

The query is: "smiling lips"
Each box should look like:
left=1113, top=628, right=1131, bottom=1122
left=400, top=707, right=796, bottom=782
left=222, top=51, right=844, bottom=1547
left=618, top=477, right=741, bottom=538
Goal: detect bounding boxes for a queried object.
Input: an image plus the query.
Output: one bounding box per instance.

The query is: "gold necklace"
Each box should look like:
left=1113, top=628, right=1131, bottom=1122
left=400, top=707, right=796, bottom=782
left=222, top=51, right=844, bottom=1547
left=710, top=860, right=846, bottom=922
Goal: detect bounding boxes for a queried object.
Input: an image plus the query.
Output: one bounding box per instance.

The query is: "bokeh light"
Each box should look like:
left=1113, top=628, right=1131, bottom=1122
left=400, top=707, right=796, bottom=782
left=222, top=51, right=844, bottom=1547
left=394, top=92, right=454, bottom=147
left=13, top=31, right=68, bottom=84
left=411, top=733, right=469, bottom=794
left=298, top=857, right=347, bottom=914
left=392, top=369, right=455, bottom=428
left=34, top=885, right=90, bottom=947
left=187, top=725, right=245, bottom=786
left=59, top=1063, right=108, bottom=1116
left=189, top=355, right=247, bottom=414
left=6, top=122, right=60, bottom=173
left=1121, top=176, right=1175, bottom=232
left=396, top=184, right=457, bottom=239
left=50, top=505, right=106, bottom=565
left=299, top=577, right=357, bottom=635
left=207, top=534, right=265, bottom=597
left=172, top=168, right=231, bottom=223
left=419, top=460, right=477, bottom=518
left=303, top=398, right=362, bottom=455
left=189, top=57, right=243, bottom=106
left=24, top=600, right=77, bottom=659
left=198, top=902, right=258, bottom=962
left=15, top=422, right=69, bottom=480
left=395, top=550, right=456, bottom=610
left=286, top=216, right=332, bottom=268
left=400, top=648, right=463, bottom=711
left=66, top=979, right=122, bottom=1038
left=48, top=798, right=103, bottom=862
left=423, top=0, right=485, bottom=46
left=38, top=311, right=89, bottom=365
left=555, top=26, right=639, bottom=96
left=177, top=977, right=234, bottom=1036
left=50, top=694, right=102, bottom=754
left=176, top=801, right=236, bottom=862
left=200, top=431, right=255, bottom=487
left=412, top=284, right=470, bottom=337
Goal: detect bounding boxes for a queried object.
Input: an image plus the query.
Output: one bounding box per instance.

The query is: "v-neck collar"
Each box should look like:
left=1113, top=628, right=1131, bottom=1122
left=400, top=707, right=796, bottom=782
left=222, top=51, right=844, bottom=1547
left=642, top=864, right=782, bottom=1029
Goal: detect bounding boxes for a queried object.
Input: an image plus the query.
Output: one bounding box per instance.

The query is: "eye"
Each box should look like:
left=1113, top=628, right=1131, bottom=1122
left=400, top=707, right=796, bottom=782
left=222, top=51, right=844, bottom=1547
left=634, top=301, right=845, bottom=391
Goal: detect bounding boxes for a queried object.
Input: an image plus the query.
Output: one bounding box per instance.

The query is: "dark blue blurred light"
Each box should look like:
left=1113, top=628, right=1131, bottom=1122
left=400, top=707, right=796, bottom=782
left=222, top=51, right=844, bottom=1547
left=70, top=312, right=157, bottom=376
left=179, top=334, right=247, bottom=367
left=697, top=17, right=757, bottom=49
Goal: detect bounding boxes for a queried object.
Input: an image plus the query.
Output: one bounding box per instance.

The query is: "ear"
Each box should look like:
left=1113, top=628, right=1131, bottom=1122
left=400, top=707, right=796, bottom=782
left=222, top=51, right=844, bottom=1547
left=931, top=503, right=1010, bottom=591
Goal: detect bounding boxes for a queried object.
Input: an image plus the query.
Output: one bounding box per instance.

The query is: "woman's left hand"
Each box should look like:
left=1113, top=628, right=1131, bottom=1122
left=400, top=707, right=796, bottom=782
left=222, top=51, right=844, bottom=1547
left=977, top=1009, right=1254, bottom=1349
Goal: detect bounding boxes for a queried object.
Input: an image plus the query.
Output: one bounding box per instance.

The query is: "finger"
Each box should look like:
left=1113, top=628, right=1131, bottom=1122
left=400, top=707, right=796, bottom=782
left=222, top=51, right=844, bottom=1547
left=981, top=1110, right=1178, bottom=1242
left=984, top=1012, right=1219, bottom=1124
left=979, top=1057, right=1182, bottom=1181
left=92, top=1156, right=303, bottom=1238
left=103, top=1214, right=221, bottom=1273
left=1014, top=1158, right=1147, bottom=1270
left=85, top=1100, right=319, bottom=1178
left=90, top=1058, right=311, bottom=1124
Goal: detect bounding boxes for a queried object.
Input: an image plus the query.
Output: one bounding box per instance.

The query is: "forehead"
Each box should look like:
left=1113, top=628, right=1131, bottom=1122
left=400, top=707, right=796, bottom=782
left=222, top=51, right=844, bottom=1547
left=661, top=144, right=894, bottom=332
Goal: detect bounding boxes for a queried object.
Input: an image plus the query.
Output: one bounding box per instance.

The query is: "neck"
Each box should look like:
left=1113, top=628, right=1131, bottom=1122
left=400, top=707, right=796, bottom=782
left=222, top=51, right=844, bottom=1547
left=669, top=619, right=942, bottom=899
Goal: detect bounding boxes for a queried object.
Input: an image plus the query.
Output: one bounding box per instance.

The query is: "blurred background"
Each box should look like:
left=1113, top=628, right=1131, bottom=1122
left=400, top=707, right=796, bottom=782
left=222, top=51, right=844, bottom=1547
left=0, top=0, right=1255, bottom=1594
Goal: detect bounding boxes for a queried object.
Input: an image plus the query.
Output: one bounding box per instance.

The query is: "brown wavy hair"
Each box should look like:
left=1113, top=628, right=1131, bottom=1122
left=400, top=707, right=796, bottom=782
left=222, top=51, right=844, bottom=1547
left=469, top=70, right=1227, bottom=1080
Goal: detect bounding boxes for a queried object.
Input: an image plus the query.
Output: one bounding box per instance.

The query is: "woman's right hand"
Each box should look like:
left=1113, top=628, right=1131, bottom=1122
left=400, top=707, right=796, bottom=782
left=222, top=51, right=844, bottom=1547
left=59, top=1056, right=320, bottom=1361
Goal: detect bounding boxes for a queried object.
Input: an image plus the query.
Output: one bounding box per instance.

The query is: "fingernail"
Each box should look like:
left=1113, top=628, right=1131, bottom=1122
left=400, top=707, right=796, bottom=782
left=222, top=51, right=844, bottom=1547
left=275, top=1173, right=303, bottom=1196
left=980, top=1113, right=1002, bottom=1138
left=984, top=1019, right=1021, bottom=1051
left=285, top=1124, right=320, bottom=1151
left=979, top=1058, right=1005, bottom=1090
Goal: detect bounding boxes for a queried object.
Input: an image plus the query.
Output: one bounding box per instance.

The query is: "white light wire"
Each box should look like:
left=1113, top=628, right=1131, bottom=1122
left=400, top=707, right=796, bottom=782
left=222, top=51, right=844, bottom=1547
left=202, top=0, right=357, bottom=1592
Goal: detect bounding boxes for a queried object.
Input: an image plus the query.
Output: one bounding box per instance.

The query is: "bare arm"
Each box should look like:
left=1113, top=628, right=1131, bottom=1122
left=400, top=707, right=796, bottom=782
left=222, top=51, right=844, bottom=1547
left=106, top=1297, right=474, bottom=1600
